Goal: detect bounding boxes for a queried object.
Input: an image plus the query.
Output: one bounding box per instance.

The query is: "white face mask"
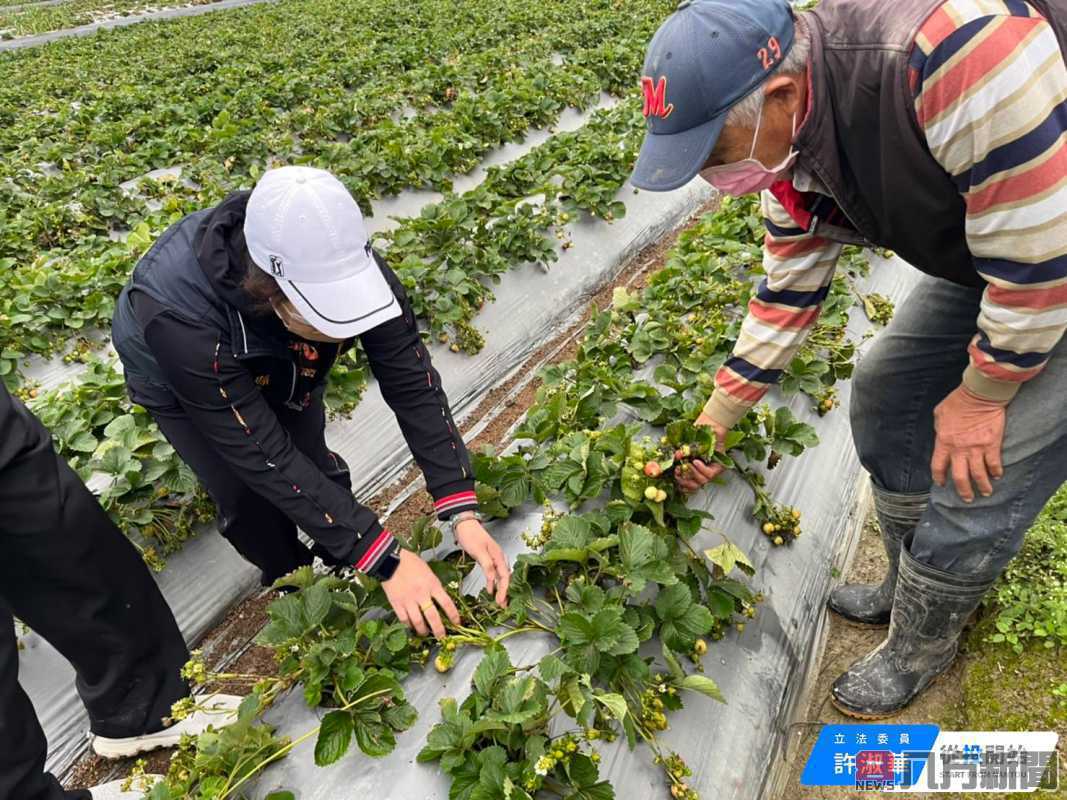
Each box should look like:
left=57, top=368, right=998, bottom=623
left=270, top=296, right=346, bottom=343
left=701, top=102, right=798, bottom=196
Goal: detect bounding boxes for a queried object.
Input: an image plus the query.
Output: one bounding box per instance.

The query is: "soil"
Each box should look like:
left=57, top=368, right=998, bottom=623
left=62, top=200, right=717, bottom=792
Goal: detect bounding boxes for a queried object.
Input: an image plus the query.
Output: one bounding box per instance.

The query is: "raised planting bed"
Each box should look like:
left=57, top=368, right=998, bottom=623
left=117, top=196, right=923, bottom=800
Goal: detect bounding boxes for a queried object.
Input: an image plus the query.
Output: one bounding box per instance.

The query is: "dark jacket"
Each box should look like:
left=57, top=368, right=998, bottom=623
left=0, top=383, right=44, bottom=474
left=795, top=0, right=1067, bottom=287
left=0, top=383, right=56, bottom=530
left=0, top=383, right=84, bottom=541
left=112, top=192, right=478, bottom=573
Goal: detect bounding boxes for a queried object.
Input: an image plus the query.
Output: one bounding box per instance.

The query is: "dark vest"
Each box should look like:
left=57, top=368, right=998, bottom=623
left=112, top=209, right=297, bottom=388
left=797, top=0, right=1067, bottom=287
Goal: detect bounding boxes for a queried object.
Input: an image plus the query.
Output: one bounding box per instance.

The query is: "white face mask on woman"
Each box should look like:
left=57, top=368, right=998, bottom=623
left=270, top=296, right=347, bottom=343
left=700, top=103, right=798, bottom=197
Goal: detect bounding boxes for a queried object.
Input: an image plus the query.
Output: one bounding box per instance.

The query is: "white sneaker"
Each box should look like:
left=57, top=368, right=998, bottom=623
left=89, top=774, right=162, bottom=799
left=91, top=693, right=244, bottom=759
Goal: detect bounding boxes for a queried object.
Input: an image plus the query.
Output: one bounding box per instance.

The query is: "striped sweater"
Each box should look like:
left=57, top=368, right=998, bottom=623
left=703, top=0, right=1067, bottom=429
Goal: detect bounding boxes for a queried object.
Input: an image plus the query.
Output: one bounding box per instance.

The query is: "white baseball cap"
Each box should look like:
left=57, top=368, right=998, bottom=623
left=244, top=166, right=402, bottom=339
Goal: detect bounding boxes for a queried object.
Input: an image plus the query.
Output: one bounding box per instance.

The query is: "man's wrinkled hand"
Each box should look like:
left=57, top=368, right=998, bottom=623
left=931, top=385, right=1007, bottom=503
left=381, top=549, right=460, bottom=640
left=454, top=520, right=511, bottom=607
left=675, top=412, right=729, bottom=494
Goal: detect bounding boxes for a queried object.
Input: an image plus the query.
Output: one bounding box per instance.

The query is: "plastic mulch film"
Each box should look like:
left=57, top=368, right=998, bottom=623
left=245, top=255, right=922, bottom=800
left=22, top=174, right=713, bottom=777
left=0, top=0, right=278, bottom=51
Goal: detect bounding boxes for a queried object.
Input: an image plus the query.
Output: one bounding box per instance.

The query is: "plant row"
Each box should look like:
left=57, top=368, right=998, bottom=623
left=472, top=195, right=890, bottom=541
left=0, top=0, right=222, bottom=38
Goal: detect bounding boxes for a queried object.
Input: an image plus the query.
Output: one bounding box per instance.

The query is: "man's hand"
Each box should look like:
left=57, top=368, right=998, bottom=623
left=931, top=385, right=1007, bottom=503
left=675, top=412, right=730, bottom=494
left=455, top=520, right=511, bottom=607
left=381, top=549, right=461, bottom=639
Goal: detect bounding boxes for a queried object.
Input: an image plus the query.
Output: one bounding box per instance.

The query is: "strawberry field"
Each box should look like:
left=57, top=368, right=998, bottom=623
left=8, top=0, right=908, bottom=795
left=14, top=1, right=1060, bottom=799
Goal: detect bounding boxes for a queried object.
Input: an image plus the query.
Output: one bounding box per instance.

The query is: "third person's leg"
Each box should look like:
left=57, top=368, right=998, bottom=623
left=0, top=604, right=88, bottom=800
left=0, top=434, right=190, bottom=743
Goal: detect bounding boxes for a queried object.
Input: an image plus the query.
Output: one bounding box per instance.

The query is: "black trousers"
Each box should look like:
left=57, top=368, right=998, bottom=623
left=0, top=421, right=189, bottom=800
left=134, top=384, right=354, bottom=587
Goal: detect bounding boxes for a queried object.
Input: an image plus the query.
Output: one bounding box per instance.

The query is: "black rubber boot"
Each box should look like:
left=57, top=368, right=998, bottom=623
left=827, top=484, right=929, bottom=626
left=830, top=548, right=994, bottom=719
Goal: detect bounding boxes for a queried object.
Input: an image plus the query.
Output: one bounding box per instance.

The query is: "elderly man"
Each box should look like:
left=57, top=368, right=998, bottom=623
left=632, top=0, right=1066, bottom=717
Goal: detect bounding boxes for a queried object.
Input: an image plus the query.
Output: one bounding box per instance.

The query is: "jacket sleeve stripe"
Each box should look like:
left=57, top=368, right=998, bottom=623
left=965, top=139, right=1066, bottom=214
left=719, top=355, right=784, bottom=384
left=971, top=330, right=1058, bottom=367
left=763, top=219, right=807, bottom=238
left=974, top=252, right=1067, bottom=283
left=434, top=490, right=478, bottom=511
left=355, top=529, right=396, bottom=572
left=985, top=280, right=1067, bottom=309
left=754, top=281, right=832, bottom=308
left=749, top=298, right=824, bottom=330
left=955, top=98, right=1067, bottom=188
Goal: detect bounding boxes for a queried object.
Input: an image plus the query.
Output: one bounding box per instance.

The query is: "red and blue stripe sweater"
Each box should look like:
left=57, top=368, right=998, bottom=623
left=702, top=0, right=1067, bottom=429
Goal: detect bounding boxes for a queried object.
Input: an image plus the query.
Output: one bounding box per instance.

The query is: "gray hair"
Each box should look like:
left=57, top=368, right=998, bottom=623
left=724, top=16, right=811, bottom=127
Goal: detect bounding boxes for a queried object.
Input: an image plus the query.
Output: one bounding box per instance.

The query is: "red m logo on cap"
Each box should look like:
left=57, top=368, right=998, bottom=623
left=641, top=76, right=674, bottom=119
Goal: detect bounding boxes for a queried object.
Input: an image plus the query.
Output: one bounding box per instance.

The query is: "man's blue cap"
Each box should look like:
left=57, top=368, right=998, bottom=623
left=631, top=0, right=796, bottom=192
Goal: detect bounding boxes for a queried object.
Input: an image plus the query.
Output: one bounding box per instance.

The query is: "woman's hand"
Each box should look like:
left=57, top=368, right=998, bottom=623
left=932, top=385, right=1007, bottom=502
left=381, top=549, right=460, bottom=639
left=454, top=519, right=511, bottom=607
left=675, top=412, right=730, bottom=494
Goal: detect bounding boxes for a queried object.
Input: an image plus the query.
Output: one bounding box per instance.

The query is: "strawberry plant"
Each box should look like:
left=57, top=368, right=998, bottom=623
left=28, top=358, right=208, bottom=567
left=140, top=694, right=291, bottom=800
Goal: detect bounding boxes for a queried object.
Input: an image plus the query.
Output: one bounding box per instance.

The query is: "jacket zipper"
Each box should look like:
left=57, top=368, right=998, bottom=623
left=237, top=310, right=249, bottom=354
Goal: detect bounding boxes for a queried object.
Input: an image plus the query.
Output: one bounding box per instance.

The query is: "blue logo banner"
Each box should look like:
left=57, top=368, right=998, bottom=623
left=802, top=724, right=941, bottom=788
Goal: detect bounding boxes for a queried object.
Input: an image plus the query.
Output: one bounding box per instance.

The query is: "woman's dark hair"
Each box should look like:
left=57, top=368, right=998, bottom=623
left=240, top=249, right=285, bottom=315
